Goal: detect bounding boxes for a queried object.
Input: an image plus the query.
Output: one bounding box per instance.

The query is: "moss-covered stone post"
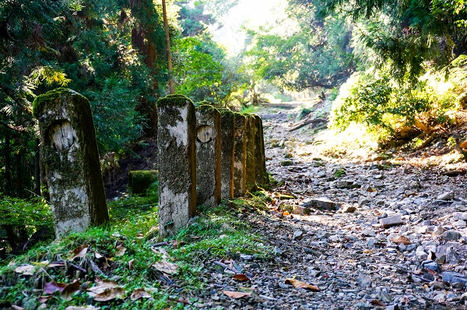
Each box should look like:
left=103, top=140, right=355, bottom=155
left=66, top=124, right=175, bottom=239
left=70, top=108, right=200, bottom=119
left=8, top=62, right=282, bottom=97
left=254, top=115, right=268, bottom=186
left=157, top=95, right=196, bottom=236
left=233, top=113, right=247, bottom=197
left=195, top=105, right=221, bottom=207
left=219, top=109, right=235, bottom=199
left=33, top=88, right=109, bottom=238
left=245, top=115, right=257, bottom=191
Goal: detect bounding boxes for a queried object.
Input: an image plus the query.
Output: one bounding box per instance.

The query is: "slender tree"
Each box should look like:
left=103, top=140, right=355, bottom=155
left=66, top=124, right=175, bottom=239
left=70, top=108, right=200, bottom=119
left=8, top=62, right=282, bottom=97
left=162, top=0, right=175, bottom=93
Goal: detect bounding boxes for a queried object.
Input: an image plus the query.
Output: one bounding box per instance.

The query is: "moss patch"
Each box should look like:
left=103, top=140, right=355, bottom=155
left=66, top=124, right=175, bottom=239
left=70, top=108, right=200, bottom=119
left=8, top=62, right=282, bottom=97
left=32, top=88, right=86, bottom=118
left=157, top=94, right=194, bottom=108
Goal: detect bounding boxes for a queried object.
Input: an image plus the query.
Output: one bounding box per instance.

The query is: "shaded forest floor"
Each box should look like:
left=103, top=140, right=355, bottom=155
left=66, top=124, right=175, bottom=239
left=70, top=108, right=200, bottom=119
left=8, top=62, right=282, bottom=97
left=1, top=104, right=466, bottom=309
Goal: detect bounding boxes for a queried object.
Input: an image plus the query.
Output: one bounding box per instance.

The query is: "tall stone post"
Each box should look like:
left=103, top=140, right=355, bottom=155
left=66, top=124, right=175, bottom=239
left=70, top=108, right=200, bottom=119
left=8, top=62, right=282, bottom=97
left=254, top=115, right=268, bottom=186
left=195, top=105, right=221, bottom=207
left=219, top=109, right=235, bottom=199
left=233, top=113, right=247, bottom=197
left=245, top=115, right=257, bottom=191
left=157, top=95, right=196, bottom=236
left=33, top=88, right=108, bottom=238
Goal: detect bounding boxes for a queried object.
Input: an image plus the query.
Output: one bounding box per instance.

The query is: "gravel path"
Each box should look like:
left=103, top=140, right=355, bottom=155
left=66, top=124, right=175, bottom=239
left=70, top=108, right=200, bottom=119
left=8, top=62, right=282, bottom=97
left=194, top=106, right=467, bottom=309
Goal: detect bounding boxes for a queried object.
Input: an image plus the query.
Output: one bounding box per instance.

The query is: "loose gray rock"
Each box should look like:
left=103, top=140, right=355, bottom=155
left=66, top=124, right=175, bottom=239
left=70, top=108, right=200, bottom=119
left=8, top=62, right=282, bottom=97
left=437, top=191, right=454, bottom=200
left=357, top=273, right=372, bottom=288
left=440, top=230, right=462, bottom=241
left=380, top=215, right=403, bottom=228
left=303, top=197, right=341, bottom=211
left=441, top=272, right=467, bottom=287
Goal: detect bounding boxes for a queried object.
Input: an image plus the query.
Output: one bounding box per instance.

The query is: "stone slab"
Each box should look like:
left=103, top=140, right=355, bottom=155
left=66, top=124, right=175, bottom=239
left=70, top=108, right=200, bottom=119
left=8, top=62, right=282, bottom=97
left=33, top=88, right=108, bottom=238
left=157, top=95, right=196, bottom=236
left=195, top=104, right=221, bottom=207
left=254, top=115, right=268, bottom=186
left=219, top=109, right=235, bottom=199
left=233, top=113, right=247, bottom=197
left=245, top=115, right=256, bottom=191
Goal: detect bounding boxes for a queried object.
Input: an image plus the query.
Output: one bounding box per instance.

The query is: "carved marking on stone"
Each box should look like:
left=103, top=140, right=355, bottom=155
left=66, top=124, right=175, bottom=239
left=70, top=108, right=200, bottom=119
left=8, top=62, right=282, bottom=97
left=197, top=125, right=213, bottom=143
left=49, top=121, right=77, bottom=152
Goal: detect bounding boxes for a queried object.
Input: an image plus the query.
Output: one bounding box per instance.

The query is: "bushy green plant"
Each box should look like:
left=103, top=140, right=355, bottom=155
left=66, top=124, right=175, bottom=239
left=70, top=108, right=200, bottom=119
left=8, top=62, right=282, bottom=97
left=331, top=57, right=465, bottom=144
left=0, top=196, right=52, bottom=228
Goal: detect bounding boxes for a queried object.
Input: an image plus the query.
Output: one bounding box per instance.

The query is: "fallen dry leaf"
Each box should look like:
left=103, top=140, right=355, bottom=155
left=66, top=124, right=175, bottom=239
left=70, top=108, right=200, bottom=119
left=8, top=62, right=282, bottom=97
left=283, top=211, right=290, bottom=216
left=152, top=260, right=178, bottom=275
left=47, top=261, right=65, bottom=268
left=70, top=245, right=89, bottom=260
left=223, top=290, right=252, bottom=299
left=44, top=282, right=67, bottom=294
left=145, top=226, right=159, bottom=238
left=62, top=280, right=81, bottom=300
left=93, top=287, right=125, bottom=302
left=65, top=306, right=98, bottom=310
left=130, top=288, right=152, bottom=301
left=391, top=235, right=411, bottom=245
left=87, top=279, right=120, bottom=295
left=11, top=305, right=24, bottom=310
left=15, top=264, right=35, bottom=275
left=285, top=278, right=320, bottom=291
left=38, top=295, right=52, bottom=304
left=115, top=245, right=126, bottom=257
left=232, top=274, right=250, bottom=282
left=128, top=259, right=135, bottom=270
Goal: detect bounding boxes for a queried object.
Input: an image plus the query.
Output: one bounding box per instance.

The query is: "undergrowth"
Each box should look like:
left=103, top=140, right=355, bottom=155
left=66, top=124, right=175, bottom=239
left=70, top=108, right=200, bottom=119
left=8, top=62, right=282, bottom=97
left=0, top=189, right=271, bottom=309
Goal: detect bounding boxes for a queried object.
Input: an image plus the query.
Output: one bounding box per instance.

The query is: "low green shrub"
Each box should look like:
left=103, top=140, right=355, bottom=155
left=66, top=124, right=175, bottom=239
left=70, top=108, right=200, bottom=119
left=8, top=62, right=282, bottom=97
left=331, top=56, right=466, bottom=145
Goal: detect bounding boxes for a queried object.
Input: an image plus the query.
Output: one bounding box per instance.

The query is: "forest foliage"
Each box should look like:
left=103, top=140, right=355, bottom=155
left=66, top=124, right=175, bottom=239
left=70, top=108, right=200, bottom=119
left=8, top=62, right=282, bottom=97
left=0, top=0, right=466, bottom=254
left=244, top=0, right=466, bottom=143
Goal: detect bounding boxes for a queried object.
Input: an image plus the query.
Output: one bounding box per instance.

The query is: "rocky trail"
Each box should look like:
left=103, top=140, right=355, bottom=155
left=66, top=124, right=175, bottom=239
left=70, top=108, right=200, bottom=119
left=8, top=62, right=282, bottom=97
left=193, top=105, right=467, bottom=309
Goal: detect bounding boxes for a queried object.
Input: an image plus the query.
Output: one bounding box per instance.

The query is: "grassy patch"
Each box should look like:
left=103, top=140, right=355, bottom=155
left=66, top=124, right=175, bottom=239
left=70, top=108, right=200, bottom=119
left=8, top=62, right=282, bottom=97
left=240, top=105, right=261, bottom=114
left=0, top=193, right=271, bottom=309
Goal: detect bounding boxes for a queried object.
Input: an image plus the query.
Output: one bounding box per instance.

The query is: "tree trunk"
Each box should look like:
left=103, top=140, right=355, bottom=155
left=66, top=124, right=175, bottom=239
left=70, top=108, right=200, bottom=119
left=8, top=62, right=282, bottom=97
left=3, top=130, right=12, bottom=195
left=34, top=138, right=41, bottom=196
left=15, top=141, right=23, bottom=197
left=162, top=0, right=175, bottom=94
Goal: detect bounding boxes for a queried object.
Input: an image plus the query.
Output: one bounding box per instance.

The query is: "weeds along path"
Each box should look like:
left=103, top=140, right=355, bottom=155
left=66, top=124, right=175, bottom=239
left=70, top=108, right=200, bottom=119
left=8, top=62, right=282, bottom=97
left=200, top=104, right=466, bottom=309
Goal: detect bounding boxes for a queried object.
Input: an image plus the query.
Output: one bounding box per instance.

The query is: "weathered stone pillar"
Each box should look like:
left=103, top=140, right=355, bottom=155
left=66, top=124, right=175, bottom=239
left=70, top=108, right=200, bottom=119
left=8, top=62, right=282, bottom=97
left=195, top=105, right=221, bottom=207
left=33, top=88, right=108, bottom=238
left=245, top=115, right=257, bottom=191
left=254, top=115, right=268, bottom=186
left=219, top=109, right=235, bottom=199
left=233, top=113, right=247, bottom=197
left=157, top=95, right=196, bottom=236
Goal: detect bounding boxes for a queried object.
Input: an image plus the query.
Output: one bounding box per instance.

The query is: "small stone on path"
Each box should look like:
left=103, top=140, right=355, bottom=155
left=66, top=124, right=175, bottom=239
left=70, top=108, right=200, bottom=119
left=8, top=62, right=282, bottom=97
left=380, top=215, right=403, bottom=228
